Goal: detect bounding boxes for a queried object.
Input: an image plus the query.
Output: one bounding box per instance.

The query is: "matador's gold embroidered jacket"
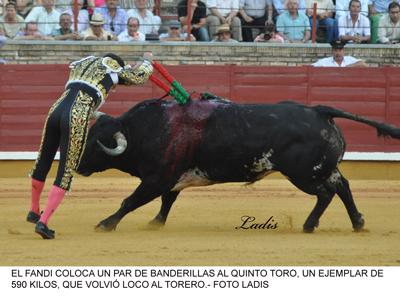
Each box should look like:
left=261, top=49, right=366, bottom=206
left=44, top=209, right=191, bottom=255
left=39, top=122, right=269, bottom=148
left=67, top=55, right=153, bottom=109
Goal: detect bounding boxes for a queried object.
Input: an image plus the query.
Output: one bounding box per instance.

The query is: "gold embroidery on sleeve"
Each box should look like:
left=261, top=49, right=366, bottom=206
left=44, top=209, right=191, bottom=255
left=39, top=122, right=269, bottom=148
left=119, top=61, right=153, bottom=85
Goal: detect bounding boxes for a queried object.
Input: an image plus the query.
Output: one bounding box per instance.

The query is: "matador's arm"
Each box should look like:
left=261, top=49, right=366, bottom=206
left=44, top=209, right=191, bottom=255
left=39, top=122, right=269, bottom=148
left=118, top=59, right=154, bottom=85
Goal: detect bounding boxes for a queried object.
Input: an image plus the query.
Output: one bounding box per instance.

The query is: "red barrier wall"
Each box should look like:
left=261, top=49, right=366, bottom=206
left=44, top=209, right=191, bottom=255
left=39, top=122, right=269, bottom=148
left=1, top=65, right=400, bottom=152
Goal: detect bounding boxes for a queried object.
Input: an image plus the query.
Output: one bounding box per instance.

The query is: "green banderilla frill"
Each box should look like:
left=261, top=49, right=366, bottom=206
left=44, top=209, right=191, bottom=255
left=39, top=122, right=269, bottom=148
left=171, top=80, right=190, bottom=105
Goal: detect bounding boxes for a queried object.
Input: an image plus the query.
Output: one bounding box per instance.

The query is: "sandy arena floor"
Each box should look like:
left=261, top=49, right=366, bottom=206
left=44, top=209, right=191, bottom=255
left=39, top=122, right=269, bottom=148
left=0, top=177, right=399, bottom=266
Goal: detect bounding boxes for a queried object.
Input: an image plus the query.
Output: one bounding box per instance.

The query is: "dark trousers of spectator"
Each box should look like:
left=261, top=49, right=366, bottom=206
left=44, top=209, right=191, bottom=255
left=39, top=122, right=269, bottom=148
left=308, top=17, right=338, bottom=43
left=191, top=26, right=210, bottom=41
left=240, top=15, right=267, bottom=42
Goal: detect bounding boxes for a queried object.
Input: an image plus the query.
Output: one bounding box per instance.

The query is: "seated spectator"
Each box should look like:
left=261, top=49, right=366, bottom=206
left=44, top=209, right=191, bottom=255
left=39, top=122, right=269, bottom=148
left=159, top=20, right=196, bottom=41
left=25, top=0, right=61, bottom=36
left=239, top=0, right=274, bottom=42
left=14, top=21, right=55, bottom=40
left=178, top=0, right=210, bottom=41
left=0, top=2, right=25, bottom=39
left=368, top=0, right=398, bottom=43
left=338, top=0, right=370, bottom=43
left=272, top=0, right=306, bottom=20
left=306, top=0, right=337, bottom=43
left=95, top=0, right=128, bottom=36
left=52, top=12, right=82, bottom=40
left=15, top=0, right=34, bottom=18
left=63, top=0, right=90, bottom=33
left=206, top=0, right=242, bottom=41
left=81, top=12, right=117, bottom=40
left=127, top=0, right=161, bottom=35
left=211, top=23, right=239, bottom=42
left=378, top=2, right=400, bottom=44
left=118, top=17, right=146, bottom=41
left=254, top=23, right=284, bottom=42
left=276, top=0, right=310, bottom=43
left=335, top=0, right=369, bottom=20
left=312, top=40, right=368, bottom=67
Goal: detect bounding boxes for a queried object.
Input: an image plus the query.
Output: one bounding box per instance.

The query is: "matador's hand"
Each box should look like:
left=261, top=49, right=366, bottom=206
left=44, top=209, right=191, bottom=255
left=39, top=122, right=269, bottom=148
left=143, top=52, right=153, bottom=63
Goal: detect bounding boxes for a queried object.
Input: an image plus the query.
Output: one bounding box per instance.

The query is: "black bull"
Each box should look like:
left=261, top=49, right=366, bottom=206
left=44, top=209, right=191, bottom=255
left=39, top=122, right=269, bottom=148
left=77, top=98, right=400, bottom=233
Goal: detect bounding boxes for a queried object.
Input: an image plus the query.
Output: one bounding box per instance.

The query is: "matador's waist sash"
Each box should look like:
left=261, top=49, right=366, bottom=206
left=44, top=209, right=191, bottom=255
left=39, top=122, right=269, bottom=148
left=65, top=81, right=104, bottom=109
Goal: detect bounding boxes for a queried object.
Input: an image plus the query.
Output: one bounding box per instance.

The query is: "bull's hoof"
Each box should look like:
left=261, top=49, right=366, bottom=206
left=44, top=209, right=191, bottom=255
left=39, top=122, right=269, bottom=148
left=95, top=218, right=118, bottom=232
left=146, top=219, right=165, bottom=230
left=95, top=224, right=115, bottom=232
left=303, top=220, right=319, bottom=233
left=303, top=226, right=315, bottom=233
left=352, top=215, right=365, bottom=232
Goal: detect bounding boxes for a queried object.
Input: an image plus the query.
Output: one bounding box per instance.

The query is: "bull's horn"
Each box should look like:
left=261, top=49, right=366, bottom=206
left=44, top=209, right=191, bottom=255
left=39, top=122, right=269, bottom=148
left=97, top=131, right=127, bottom=156
left=91, top=111, right=105, bottom=120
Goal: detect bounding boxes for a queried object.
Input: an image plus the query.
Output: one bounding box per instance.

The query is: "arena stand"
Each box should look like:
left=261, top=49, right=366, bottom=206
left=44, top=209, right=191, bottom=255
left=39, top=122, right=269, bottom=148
left=1, top=64, right=400, bottom=156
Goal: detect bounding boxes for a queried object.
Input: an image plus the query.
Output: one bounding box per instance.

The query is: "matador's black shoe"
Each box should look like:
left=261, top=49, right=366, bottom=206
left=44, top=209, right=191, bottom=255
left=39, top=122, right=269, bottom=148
left=35, top=222, right=55, bottom=239
left=26, top=211, right=41, bottom=224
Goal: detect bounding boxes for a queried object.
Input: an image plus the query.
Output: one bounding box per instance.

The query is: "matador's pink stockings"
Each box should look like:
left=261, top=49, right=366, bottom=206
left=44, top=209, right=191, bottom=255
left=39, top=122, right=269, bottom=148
left=39, top=185, right=66, bottom=225
left=31, top=178, right=45, bottom=214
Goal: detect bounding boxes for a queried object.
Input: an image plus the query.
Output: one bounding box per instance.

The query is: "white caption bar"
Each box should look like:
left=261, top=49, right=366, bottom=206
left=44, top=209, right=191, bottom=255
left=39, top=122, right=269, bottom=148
left=0, top=266, right=398, bottom=300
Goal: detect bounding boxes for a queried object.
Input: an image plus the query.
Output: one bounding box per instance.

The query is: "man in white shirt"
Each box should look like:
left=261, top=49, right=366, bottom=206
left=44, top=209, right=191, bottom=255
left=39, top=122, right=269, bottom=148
left=335, top=0, right=369, bottom=20
left=312, top=40, right=368, bottom=67
left=126, top=0, right=161, bottom=35
left=118, top=17, right=146, bottom=41
left=368, top=0, right=399, bottom=43
left=338, top=0, right=370, bottom=43
left=25, top=0, right=61, bottom=36
left=207, top=0, right=242, bottom=41
left=378, top=2, right=400, bottom=44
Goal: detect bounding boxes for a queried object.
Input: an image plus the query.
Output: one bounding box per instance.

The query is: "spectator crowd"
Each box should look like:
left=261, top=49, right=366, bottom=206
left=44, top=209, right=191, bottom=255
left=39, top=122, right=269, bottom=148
left=0, top=0, right=399, bottom=43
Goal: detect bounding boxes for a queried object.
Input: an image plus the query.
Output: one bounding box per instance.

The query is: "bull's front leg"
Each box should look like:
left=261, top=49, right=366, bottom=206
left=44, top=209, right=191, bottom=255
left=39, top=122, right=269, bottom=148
left=96, top=182, right=163, bottom=232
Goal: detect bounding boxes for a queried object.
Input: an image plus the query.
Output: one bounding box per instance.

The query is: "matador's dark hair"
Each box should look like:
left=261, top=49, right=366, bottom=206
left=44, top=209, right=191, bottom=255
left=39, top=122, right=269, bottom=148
left=103, top=53, right=125, bottom=67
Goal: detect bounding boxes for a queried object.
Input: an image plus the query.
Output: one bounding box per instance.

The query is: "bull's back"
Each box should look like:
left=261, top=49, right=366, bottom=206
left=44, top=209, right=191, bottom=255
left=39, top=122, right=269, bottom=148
left=201, top=101, right=336, bottom=151
left=194, top=101, right=344, bottom=181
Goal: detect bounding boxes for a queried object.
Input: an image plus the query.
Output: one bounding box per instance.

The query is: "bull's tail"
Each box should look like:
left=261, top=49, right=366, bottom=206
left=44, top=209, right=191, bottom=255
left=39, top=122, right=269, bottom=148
left=314, top=105, right=400, bottom=139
